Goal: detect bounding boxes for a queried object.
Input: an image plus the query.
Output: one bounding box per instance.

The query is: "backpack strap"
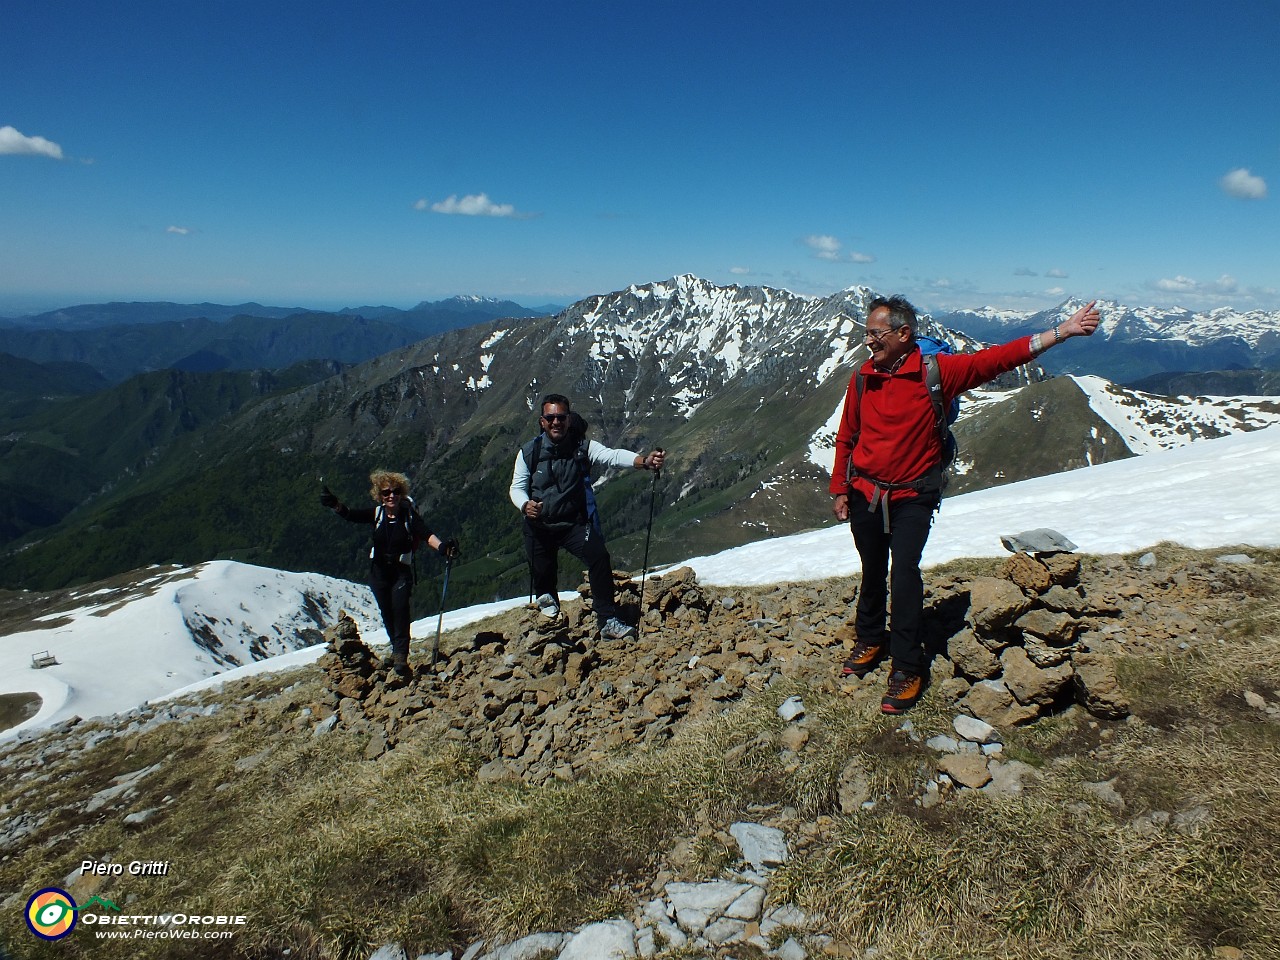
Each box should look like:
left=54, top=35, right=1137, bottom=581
left=922, top=353, right=948, bottom=454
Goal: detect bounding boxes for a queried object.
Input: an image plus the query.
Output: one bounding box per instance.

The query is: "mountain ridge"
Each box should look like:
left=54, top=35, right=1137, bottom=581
left=4, top=276, right=1279, bottom=604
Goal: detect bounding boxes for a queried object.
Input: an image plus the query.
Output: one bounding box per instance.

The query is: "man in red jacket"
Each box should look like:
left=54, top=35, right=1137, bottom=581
left=830, top=295, right=1101, bottom=713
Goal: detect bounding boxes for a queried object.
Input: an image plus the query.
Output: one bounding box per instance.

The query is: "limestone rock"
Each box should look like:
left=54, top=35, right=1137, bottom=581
left=837, top=760, right=873, bottom=813
left=666, top=880, right=752, bottom=936
left=953, top=714, right=999, bottom=745
left=729, top=822, right=789, bottom=871
left=557, top=920, right=633, bottom=960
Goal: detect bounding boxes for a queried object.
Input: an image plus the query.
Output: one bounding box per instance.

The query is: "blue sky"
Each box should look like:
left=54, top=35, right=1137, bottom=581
left=2, top=1, right=1277, bottom=316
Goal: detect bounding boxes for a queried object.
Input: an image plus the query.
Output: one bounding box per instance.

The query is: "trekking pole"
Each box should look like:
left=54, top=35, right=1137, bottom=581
left=431, top=557, right=452, bottom=668
left=638, top=449, right=663, bottom=619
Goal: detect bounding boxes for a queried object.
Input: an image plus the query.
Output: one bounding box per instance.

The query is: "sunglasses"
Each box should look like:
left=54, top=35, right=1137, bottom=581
left=541, top=413, right=569, bottom=423
left=379, top=488, right=401, bottom=498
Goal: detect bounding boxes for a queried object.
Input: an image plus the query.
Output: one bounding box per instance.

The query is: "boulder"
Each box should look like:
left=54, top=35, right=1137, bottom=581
left=1014, top=608, right=1079, bottom=646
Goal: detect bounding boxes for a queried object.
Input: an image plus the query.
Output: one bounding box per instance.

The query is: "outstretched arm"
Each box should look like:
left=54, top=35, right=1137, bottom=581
left=1030, top=300, right=1100, bottom=356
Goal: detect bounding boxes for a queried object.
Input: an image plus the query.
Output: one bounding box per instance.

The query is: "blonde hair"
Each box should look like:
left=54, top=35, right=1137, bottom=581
left=368, top=470, right=410, bottom=503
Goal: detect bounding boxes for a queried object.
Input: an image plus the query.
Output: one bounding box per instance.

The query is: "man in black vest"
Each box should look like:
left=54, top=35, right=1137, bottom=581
left=509, top=393, right=665, bottom=640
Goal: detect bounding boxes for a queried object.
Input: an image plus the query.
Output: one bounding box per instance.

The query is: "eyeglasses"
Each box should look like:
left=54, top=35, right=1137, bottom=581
left=379, top=489, right=401, bottom=498
left=541, top=413, right=569, bottom=423
left=864, top=326, right=899, bottom=344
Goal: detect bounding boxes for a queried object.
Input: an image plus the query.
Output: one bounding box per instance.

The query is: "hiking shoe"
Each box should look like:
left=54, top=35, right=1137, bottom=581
left=841, top=640, right=886, bottom=679
left=881, top=670, right=925, bottom=714
left=535, top=593, right=561, bottom=618
left=599, top=617, right=636, bottom=641
left=387, top=656, right=412, bottom=681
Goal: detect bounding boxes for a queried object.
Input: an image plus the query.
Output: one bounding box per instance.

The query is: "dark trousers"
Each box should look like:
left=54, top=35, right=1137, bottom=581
left=848, top=491, right=939, bottom=675
left=524, top=519, right=617, bottom=625
left=369, top=560, right=413, bottom=661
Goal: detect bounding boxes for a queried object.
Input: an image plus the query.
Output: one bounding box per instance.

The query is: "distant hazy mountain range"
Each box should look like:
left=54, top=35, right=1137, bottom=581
left=3, top=276, right=1278, bottom=608
left=0, top=297, right=551, bottom=382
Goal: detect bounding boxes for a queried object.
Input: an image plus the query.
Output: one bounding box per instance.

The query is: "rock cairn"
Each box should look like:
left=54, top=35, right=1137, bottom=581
left=927, top=548, right=1131, bottom=726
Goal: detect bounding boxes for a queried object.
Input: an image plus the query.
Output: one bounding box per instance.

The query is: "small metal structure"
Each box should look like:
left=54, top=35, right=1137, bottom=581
left=31, top=650, right=59, bottom=669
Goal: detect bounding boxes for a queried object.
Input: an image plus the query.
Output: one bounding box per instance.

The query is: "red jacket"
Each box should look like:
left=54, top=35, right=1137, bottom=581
left=829, top=336, right=1034, bottom=502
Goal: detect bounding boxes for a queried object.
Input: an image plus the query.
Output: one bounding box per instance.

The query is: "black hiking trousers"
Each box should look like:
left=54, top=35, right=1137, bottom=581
left=848, top=490, right=940, bottom=676
left=369, top=558, right=414, bottom=663
left=523, top=518, right=618, bottom=625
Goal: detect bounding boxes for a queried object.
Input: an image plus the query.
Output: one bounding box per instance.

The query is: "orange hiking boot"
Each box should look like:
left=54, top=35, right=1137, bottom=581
left=841, top=640, right=886, bottom=679
left=881, top=670, right=925, bottom=714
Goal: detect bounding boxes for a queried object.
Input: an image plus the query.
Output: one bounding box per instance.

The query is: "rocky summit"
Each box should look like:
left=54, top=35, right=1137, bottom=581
left=313, top=547, right=1140, bottom=782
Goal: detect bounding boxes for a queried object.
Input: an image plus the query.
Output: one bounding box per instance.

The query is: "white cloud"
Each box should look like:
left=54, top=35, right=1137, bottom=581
left=1151, top=274, right=1239, bottom=297
left=1220, top=168, right=1267, bottom=200
left=0, top=125, right=63, bottom=159
left=1141, top=273, right=1269, bottom=308
left=729, top=266, right=751, bottom=275
left=804, top=234, right=842, bottom=261
left=1045, top=286, right=1066, bottom=296
left=803, top=235, right=875, bottom=263
left=167, top=225, right=191, bottom=236
left=1156, top=275, right=1199, bottom=293
left=1046, top=267, right=1068, bottom=279
left=418, top=192, right=522, bottom=217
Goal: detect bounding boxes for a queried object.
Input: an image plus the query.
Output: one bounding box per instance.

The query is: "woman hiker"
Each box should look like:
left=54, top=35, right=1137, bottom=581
left=321, top=470, right=459, bottom=676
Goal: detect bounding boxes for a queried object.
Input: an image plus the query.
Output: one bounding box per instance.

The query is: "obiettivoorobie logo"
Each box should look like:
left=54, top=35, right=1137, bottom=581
left=25, top=887, right=78, bottom=941
left=24, top=883, right=246, bottom=942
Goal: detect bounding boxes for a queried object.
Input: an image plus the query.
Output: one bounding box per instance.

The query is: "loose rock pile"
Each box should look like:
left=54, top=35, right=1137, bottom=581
left=928, top=548, right=1131, bottom=726
left=314, top=567, right=853, bottom=781
left=315, top=548, right=1134, bottom=782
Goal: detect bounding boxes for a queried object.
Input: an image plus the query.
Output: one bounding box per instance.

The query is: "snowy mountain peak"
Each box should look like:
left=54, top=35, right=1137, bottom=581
left=555, top=277, right=890, bottom=418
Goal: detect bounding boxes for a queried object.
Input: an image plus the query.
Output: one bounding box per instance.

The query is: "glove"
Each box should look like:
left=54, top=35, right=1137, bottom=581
left=438, top=537, right=460, bottom=560
left=319, top=485, right=339, bottom=510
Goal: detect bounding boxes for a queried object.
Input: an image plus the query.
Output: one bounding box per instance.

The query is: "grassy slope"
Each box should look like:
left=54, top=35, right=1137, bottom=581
left=1, top=546, right=1277, bottom=960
